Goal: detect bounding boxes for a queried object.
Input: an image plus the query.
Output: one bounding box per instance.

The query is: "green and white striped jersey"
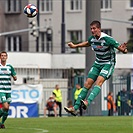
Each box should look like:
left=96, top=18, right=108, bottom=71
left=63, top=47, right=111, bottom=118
left=0, top=63, right=16, bottom=93
left=88, top=32, right=120, bottom=65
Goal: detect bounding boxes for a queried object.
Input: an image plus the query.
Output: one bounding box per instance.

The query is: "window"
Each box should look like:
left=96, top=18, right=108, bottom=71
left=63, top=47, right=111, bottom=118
left=70, top=0, right=82, bottom=11
left=40, top=31, right=53, bottom=52
left=101, top=0, right=112, bottom=10
left=130, top=0, right=133, bottom=7
left=5, top=36, right=22, bottom=51
left=102, top=29, right=112, bottom=36
left=40, top=0, right=53, bottom=12
left=40, top=32, right=45, bottom=52
left=5, top=0, right=21, bottom=13
left=67, top=30, right=82, bottom=53
left=127, top=28, right=133, bottom=52
left=69, top=30, right=82, bottom=43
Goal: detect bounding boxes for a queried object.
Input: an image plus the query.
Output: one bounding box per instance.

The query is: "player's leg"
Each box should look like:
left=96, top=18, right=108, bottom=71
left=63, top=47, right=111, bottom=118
left=74, top=78, right=94, bottom=110
left=1, top=103, right=9, bottom=124
left=0, top=93, right=11, bottom=128
left=64, top=78, right=94, bottom=116
left=74, top=63, right=100, bottom=110
left=88, top=76, right=105, bottom=104
left=0, top=102, right=9, bottom=129
left=64, top=63, right=100, bottom=115
left=0, top=93, right=5, bottom=118
left=81, top=76, right=104, bottom=109
left=81, top=64, right=115, bottom=109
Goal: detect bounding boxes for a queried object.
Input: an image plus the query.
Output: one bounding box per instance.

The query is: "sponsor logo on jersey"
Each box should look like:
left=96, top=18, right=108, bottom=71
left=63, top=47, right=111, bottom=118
left=92, top=45, right=103, bottom=49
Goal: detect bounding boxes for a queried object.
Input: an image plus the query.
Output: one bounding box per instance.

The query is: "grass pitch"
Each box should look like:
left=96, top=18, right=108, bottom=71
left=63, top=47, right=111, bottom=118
left=0, top=116, right=132, bottom=133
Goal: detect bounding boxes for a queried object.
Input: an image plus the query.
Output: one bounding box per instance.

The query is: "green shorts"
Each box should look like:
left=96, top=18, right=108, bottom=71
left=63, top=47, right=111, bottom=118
left=0, top=93, right=12, bottom=104
left=88, top=62, right=115, bottom=81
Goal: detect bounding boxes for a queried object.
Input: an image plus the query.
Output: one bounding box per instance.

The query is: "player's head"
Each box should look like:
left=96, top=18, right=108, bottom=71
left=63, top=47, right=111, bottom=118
left=90, top=21, right=101, bottom=28
left=0, top=51, right=8, bottom=56
left=0, top=51, right=8, bottom=62
left=90, top=20, right=101, bottom=38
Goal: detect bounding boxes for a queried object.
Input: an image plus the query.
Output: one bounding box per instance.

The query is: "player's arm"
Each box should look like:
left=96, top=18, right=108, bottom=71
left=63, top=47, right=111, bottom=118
left=68, top=41, right=90, bottom=48
left=10, top=65, right=17, bottom=81
left=107, top=37, right=128, bottom=54
left=117, top=43, right=128, bottom=54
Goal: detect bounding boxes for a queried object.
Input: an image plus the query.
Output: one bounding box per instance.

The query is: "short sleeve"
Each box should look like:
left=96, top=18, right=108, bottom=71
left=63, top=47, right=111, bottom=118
left=10, top=65, right=16, bottom=76
left=105, top=37, right=120, bottom=49
left=88, top=36, right=93, bottom=45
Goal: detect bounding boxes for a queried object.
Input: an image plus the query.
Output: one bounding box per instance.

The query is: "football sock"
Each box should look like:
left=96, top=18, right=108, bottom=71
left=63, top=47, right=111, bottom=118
left=0, top=108, right=4, bottom=118
left=74, top=87, right=88, bottom=110
left=1, top=111, right=8, bottom=124
left=87, top=85, right=101, bottom=105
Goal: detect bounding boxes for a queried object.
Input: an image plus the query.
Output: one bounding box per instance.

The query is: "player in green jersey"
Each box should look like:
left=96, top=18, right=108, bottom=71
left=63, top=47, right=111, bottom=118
left=64, top=20, right=128, bottom=116
left=0, top=51, right=17, bottom=128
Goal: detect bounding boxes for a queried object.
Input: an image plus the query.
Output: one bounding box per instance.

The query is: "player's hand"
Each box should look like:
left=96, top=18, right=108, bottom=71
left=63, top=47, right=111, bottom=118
left=120, top=42, right=127, bottom=48
left=68, top=42, right=77, bottom=48
left=119, top=42, right=128, bottom=53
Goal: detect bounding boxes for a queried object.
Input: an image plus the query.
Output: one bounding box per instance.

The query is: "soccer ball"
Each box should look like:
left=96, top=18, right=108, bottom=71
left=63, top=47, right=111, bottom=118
left=24, top=4, right=38, bottom=18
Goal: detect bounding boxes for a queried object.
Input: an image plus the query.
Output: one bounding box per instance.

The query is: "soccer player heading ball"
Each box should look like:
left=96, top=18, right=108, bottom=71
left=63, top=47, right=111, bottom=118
left=64, top=20, right=128, bottom=116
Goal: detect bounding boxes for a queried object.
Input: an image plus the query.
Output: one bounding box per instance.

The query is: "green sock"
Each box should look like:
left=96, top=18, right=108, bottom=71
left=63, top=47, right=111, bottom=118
left=2, top=111, right=8, bottom=124
left=87, top=85, right=101, bottom=105
left=0, top=108, right=4, bottom=118
left=74, top=87, right=88, bottom=110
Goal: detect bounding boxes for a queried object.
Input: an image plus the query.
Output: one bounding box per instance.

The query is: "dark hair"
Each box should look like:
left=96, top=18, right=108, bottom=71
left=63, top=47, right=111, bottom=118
left=90, top=20, right=101, bottom=28
left=0, top=51, right=8, bottom=56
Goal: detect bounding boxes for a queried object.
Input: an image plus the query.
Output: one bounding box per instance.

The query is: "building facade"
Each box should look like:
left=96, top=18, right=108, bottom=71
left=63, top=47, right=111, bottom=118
left=0, top=0, right=132, bottom=82
left=0, top=0, right=133, bottom=53
left=0, top=0, right=29, bottom=51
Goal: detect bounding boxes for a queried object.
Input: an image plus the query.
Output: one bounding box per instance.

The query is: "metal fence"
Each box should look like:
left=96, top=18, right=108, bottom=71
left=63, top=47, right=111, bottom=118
left=68, top=75, right=133, bottom=116
left=38, top=79, right=68, bottom=116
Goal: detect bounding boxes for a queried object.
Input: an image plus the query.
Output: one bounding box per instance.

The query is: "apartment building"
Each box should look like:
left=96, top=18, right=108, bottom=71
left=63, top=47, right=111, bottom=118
left=0, top=0, right=29, bottom=51
left=0, top=0, right=132, bottom=53
left=35, top=0, right=133, bottom=53
left=101, top=0, right=133, bottom=44
left=0, top=0, right=132, bottom=84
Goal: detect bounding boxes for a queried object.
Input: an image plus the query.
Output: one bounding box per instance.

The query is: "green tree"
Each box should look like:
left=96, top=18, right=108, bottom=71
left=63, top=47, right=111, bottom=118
left=127, top=34, right=133, bottom=52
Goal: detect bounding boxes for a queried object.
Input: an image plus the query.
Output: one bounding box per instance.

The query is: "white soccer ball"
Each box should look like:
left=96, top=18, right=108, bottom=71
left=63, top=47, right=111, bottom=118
left=24, top=4, right=38, bottom=18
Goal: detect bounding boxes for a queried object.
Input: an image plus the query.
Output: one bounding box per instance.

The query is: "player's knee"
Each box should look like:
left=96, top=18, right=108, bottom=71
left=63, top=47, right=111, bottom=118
left=95, top=76, right=105, bottom=87
left=84, top=82, right=92, bottom=89
left=2, top=103, right=9, bottom=110
left=84, top=78, right=94, bottom=89
left=3, top=107, right=9, bottom=111
left=95, top=81, right=103, bottom=87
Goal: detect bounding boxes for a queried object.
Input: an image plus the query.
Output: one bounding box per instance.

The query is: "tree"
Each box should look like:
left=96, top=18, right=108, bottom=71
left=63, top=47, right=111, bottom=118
left=127, top=33, right=133, bottom=52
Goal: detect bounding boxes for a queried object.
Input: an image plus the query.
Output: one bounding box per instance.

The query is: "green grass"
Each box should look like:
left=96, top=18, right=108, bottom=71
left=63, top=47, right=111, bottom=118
left=0, top=116, right=133, bottom=133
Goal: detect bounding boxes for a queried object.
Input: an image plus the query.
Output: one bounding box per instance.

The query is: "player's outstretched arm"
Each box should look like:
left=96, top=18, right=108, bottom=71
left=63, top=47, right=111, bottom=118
left=118, top=43, right=128, bottom=54
left=68, top=41, right=90, bottom=48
